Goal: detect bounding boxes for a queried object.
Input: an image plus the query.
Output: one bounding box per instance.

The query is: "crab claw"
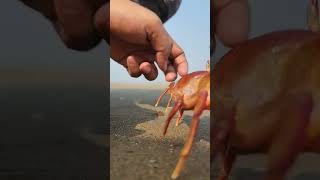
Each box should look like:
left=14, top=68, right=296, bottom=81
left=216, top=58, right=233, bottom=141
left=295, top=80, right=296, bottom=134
left=308, top=0, right=320, bottom=32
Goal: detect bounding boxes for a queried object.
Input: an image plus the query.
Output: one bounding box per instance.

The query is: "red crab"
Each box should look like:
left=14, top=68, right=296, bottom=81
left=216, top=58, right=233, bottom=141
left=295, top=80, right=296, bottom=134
left=212, top=0, right=320, bottom=180
left=155, top=61, right=210, bottom=179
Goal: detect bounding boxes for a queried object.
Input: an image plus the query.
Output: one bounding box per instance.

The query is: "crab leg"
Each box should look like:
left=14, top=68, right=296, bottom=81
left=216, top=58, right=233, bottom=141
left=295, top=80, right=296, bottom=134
left=171, top=91, right=208, bottom=179
left=165, top=93, right=173, bottom=112
left=216, top=147, right=237, bottom=180
left=163, top=96, right=183, bottom=136
left=155, top=84, right=171, bottom=107
left=264, top=94, right=313, bottom=180
left=155, top=82, right=174, bottom=107
left=211, top=104, right=236, bottom=164
left=175, top=109, right=184, bottom=127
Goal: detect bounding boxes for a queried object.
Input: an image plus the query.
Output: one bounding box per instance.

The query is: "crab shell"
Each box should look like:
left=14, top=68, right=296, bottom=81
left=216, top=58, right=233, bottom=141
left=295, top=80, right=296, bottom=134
left=171, top=71, right=210, bottom=110
left=213, top=30, right=320, bottom=152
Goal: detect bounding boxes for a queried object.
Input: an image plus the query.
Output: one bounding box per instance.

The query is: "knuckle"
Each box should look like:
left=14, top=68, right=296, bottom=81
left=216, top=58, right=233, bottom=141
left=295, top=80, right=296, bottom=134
left=146, top=15, right=162, bottom=28
left=128, top=71, right=141, bottom=78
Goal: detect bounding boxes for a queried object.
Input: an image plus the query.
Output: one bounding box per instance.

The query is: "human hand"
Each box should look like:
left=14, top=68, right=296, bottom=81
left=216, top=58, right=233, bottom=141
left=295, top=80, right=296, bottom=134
left=20, top=0, right=106, bottom=51
left=211, top=0, right=250, bottom=51
left=110, top=0, right=188, bottom=82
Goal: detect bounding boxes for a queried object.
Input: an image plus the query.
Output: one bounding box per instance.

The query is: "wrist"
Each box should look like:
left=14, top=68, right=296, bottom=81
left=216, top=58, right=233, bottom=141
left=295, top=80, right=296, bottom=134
left=132, top=0, right=181, bottom=23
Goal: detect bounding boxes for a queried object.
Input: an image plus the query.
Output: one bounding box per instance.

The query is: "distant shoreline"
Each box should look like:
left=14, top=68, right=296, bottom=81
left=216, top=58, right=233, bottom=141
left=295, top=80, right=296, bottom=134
left=110, top=82, right=168, bottom=90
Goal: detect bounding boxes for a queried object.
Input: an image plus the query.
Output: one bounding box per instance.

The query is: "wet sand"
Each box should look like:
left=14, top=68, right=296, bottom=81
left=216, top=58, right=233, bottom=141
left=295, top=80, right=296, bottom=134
left=110, top=89, right=210, bottom=180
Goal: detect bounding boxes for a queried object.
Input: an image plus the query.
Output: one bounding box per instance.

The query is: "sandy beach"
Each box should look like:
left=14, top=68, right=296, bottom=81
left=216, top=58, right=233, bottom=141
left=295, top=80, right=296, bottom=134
left=110, top=86, right=210, bottom=180
left=110, top=85, right=320, bottom=180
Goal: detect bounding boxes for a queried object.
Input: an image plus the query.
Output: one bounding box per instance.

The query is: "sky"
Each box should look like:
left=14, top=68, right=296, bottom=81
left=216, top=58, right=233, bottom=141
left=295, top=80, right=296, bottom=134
left=110, top=0, right=210, bottom=83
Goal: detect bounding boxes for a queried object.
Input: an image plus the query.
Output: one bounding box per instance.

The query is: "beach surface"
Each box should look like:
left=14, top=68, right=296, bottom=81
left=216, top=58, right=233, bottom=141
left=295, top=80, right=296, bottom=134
left=110, top=85, right=210, bottom=180
left=110, top=84, right=320, bottom=180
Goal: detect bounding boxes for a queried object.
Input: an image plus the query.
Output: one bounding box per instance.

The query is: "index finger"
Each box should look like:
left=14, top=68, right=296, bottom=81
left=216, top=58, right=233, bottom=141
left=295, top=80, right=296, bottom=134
left=54, top=0, right=101, bottom=50
left=145, top=18, right=171, bottom=73
left=170, top=41, right=188, bottom=76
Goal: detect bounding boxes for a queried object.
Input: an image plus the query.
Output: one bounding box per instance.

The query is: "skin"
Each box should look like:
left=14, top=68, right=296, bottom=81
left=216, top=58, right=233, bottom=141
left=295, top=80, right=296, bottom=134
left=110, top=0, right=188, bottom=82
left=20, top=0, right=249, bottom=81
left=20, top=0, right=106, bottom=51
left=21, top=0, right=187, bottom=82
left=212, top=0, right=250, bottom=51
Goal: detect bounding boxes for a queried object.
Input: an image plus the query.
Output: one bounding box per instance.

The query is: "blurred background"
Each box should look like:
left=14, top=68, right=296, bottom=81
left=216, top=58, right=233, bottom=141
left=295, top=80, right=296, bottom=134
left=213, top=0, right=320, bottom=180
left=214, top=0, right=311, bottom=62
left=0, top=1, right=107, bottom=179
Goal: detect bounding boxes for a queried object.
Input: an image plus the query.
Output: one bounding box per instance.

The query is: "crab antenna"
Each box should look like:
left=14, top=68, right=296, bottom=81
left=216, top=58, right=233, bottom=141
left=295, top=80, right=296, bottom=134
left=308, top=0, right=320, bottom=32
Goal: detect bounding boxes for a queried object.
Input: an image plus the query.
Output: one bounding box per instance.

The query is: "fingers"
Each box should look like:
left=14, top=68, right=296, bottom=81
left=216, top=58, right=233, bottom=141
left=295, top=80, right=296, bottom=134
left=215, top=0, right=250, bottom=48
left=20, top=0, right=103, bottom=51
left=170, top=42, right=188, bottom=77
left=110, top=0, right=187, bottom=82
left=165, top=63, right=177, bottom=82
left=146, top=19, right=171, bottom=73
left=126, top=56, right=142, bottom=78
left=140, top=62, right=158, bottom=81
left=123, top=56, right=158, bottom=81
left=54, top=0, right=102, bottom=51
left=145, top=20, right=188, bottom=81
